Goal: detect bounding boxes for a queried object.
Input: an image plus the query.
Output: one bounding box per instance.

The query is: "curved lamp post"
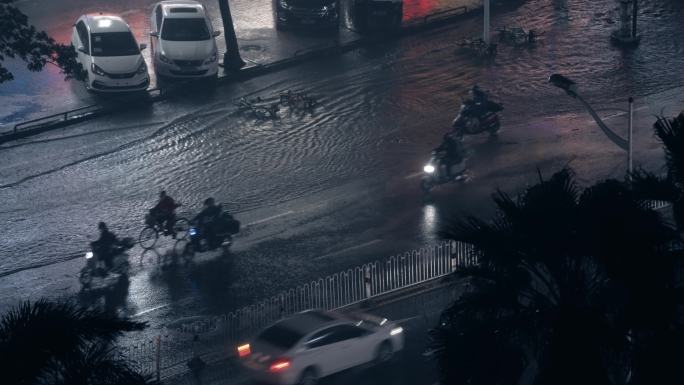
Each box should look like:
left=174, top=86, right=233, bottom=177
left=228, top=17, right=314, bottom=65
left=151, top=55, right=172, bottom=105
left=548, top=74, right=634, bottom=176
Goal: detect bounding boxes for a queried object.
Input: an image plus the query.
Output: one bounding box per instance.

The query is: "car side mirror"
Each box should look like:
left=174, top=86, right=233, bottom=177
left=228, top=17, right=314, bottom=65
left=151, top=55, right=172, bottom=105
left=150, top=31, right=159, bottom=37
left=77, top=46, right=86, bottom=53
left=139, top=43, right=147, bottom=51
left=213, top=30, right=221, bottom=37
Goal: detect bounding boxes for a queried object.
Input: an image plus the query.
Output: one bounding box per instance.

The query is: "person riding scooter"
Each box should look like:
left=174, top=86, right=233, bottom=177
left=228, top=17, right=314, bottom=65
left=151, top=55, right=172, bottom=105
left=192, top=198, right=223, bottom=249
left=433, top=133, right=464, bottom=178
left=91, top=222, right=119, bottom=269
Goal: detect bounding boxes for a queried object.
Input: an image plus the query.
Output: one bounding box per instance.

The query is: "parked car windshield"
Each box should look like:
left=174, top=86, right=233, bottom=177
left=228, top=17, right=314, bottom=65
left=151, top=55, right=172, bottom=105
left=90, top=32, right=139, bottom=57
left=161, top=18, right=211, bottom=41
left=257, top=324, right=304, bottom=350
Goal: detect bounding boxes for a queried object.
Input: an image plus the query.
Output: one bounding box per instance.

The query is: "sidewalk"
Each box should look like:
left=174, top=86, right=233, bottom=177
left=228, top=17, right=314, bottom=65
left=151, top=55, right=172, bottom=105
left=161, top=276, right=464, bottom=385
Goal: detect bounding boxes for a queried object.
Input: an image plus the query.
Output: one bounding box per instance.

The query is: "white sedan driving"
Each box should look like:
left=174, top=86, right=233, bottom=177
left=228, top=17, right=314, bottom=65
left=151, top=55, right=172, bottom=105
left=237, top=309, right=404, bottom=385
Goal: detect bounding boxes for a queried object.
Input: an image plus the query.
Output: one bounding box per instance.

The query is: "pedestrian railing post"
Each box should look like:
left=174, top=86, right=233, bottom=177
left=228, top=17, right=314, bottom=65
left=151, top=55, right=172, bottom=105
left=364, top=265, right=372, bottom=298
left=155, top=335, right=161, bottom=382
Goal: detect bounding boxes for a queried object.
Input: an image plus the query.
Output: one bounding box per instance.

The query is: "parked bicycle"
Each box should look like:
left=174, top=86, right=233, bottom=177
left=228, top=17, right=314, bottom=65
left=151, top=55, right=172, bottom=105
left=252, top=102, right=281, bottom=119
left=139, top=214, right=190, bottom=250
left=234, top=96, right=263, bottom=111
left=279, top=90, right=318, bottom=111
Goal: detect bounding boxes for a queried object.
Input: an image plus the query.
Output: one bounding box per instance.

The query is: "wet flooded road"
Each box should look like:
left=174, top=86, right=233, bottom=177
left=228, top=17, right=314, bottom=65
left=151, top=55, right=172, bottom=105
left=1, top=0, right=684, bottom=332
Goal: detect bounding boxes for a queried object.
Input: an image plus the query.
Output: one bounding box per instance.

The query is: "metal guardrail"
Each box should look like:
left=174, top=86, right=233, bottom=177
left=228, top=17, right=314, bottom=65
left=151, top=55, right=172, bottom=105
left=121, top=240, right=477, bottom=380
left=423, top=5, right=468, bottom=24
left=5, top=104, right=103, bottom=137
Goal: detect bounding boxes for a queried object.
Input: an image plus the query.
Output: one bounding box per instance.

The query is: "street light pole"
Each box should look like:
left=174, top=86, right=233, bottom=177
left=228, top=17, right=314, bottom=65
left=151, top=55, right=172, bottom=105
left=628, top=96, right=634, bottom=177
left=217, top=0, right=245, bottom=71
left=548, top=74, right=634, bottom=177
left=483, top=0, right=490, bottom=44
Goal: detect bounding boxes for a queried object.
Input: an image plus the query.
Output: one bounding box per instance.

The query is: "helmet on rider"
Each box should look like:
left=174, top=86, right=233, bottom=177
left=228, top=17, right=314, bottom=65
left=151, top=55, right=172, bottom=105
left=98, top=221, right=108, bottom=231
left=204, top=197, right=215, bottom=207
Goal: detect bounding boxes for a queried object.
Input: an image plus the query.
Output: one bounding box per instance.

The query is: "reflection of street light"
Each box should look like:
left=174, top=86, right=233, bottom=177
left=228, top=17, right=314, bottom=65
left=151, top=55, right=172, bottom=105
left=217, top=0, right=245, bottom=71
left=548, top=74, right=634, bottom=176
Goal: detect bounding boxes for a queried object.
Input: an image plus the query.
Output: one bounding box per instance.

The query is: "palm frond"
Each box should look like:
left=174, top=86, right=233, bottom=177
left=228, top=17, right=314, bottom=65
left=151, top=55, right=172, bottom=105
left=654, top=113, right=684, bottom=187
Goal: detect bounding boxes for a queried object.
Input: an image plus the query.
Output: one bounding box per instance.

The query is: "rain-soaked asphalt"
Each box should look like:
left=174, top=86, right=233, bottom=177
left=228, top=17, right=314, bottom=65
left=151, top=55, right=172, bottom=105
left=2, top=0, right=684, bottom=340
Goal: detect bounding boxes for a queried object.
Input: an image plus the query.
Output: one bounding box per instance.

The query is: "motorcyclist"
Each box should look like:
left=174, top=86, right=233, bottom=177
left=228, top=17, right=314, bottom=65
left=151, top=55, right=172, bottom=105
left=150, top=190, right=179, bottom=237
left=92, top=222, right=118, bottom=269
left=464, top=85, right=489, bottom=117
left=193, top=198, right=223, bottom=248
left=434, top=133, right=464, bottom=178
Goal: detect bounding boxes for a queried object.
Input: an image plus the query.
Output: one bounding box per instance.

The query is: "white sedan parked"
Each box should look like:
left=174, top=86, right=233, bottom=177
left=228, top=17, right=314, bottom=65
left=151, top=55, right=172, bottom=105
left=150, top=0, right=220, bottom=79
left=237, top=309, right=404, bottom=385
left=71, top=15, right=149, bottom=92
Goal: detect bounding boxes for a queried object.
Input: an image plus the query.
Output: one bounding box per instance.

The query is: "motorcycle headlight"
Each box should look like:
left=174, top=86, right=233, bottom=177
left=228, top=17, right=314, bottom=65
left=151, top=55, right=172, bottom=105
left=278, top=0, right=290, bottom=9
left=91, top=63, right=107, bottom=77
left=159, top=53, right=174, bottom=65
left=137, top=61, right=147, bottom=74
left=204, top=52, right=217, bottom=65
left=189, top=227, right=197, bottom=236
left=424, top=164, right=435, bottom=174
left=85, top=251, right=94, bottom=259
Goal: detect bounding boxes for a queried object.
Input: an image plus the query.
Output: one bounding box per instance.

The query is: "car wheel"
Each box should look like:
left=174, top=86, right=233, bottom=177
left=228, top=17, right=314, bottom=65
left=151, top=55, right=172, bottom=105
left=298, top=367, right=318, bottom=385
left=375, top=341, right=393, bottom=364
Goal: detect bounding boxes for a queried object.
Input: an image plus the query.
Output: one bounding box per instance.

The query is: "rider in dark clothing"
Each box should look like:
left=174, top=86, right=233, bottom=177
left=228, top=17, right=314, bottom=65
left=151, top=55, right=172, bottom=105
left=465, top=85, right=489, bottom=117
left=151, top=191, right=179, bottom=237
left=193, top=198, right=223, bottom=248
left=93, top=222, right=118, bottom=269
left=434, top=134, right=464, bottom=178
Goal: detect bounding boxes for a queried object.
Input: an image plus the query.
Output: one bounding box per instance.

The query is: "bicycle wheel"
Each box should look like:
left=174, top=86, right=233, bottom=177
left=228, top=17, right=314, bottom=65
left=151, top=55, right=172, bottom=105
left=139, top=226, right=158, bottom=250
left=173, top=218, right=190, bottom=239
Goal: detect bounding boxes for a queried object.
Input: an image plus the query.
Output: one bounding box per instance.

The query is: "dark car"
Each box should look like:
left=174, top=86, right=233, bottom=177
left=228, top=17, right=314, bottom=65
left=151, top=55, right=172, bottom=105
left=274, top=0, right=340, bottom=30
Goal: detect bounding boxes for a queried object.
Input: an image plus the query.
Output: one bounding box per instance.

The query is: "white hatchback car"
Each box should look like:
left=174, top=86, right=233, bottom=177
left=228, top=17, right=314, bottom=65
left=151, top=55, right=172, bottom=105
left=150, top=0, right=220, bottom=79
left=237, top=309, right=404, bottom=385
left=71, top=15, right=149, bottom=92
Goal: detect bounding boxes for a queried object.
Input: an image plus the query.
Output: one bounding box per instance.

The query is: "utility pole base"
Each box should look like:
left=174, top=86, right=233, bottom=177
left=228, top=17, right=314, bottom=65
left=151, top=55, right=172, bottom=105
left=221, top=52, right=246, bottom=72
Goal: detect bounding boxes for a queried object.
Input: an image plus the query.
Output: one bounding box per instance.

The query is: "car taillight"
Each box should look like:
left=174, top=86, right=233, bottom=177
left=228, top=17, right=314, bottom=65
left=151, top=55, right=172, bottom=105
left=237, top=343, right=251, bottom=357
left=269, top=359, right=291, bottom=372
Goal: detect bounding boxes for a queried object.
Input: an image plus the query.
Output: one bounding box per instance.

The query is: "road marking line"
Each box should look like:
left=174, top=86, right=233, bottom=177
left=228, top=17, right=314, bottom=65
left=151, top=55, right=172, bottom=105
left=245, top=210, right=295, bottom=227
left=314, top=239, right=383, bottom=260
left=395, top=316, right=421, bottom=324
left=404, top=171, right=423, bottom=179
left=132, top=304, right=169, bottom=317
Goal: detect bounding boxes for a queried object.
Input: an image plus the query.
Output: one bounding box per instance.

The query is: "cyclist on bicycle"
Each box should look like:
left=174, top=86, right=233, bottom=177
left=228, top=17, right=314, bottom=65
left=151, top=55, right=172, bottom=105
left=150, top=191, right=179, bottom=237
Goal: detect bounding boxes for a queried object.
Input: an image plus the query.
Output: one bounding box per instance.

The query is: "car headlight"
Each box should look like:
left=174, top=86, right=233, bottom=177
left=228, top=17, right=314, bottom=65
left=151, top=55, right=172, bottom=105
left=159, top=53, right=174, bottom=65
left=137, top=61, right=147, bottom=74
left=91, top=63, right=107, bottom=77
left=278, top=0, right=290, bottom=9
left=424, top=164, right=435, bottom=174
left=204, top=52, right=217, bottom=65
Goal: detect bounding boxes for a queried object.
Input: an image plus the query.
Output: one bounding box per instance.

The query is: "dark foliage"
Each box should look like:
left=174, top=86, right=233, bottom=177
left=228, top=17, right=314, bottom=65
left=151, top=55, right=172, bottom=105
left=0, top=0, right=84, bottom=84
left=0, top=299, right=150, bottom=385
left=631, top=113, right=684, bottom=229
left=434, top=168, right=684, bottom=385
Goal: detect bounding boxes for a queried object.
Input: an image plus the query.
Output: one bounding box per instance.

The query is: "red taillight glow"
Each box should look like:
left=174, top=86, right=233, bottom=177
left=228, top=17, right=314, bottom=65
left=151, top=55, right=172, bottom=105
left=269, top=360, right=291, bottom=372
left=237, top=344, right=251, bottom=357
